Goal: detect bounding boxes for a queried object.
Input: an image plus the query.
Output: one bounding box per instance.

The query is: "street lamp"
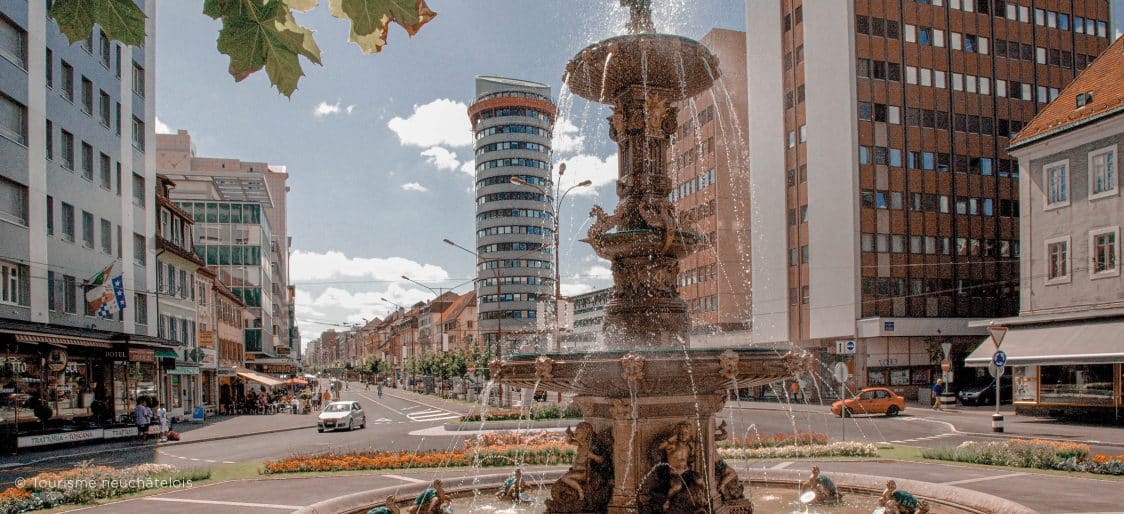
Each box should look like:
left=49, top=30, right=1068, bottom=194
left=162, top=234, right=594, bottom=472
left=510, top=162, right=592, bottom=353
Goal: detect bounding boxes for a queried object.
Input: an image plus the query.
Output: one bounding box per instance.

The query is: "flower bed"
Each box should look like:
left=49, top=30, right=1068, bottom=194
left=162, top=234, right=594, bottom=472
left=718, top=441, right=878, bottom=460
left=0, top=463, right=209, bottom=513
left=921, top=439, right=1124, bottom=475
left=719, top=432, right=828, bottom=449
left=459, top=404, right=582, bottom=422
left=262, top=444, right=577, bottom=474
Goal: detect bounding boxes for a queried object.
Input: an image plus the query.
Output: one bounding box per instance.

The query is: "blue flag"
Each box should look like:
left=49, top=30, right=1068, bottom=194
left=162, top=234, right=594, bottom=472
left=111, top=275, right=127, bottom=310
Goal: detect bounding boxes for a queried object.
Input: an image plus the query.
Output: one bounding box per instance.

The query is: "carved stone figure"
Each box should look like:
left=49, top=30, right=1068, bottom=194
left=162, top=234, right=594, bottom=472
left=366, top=495, right=400, bottom=514
left=714, top=419, right=728, bottom=442
left=558, top=422, right=604, bottom=502
left=879, top=480, right=923, bottom=514
left=496, top=468, right=526, bottom=502
left=588, top=205, right=619, bottom=243
left=535, top=356, right=555, bottom=382
left=408, top=480, right=449, bottom=514
left=799, top=466, right=841, bottom=504
left=719, top=350, right=739, bottom=381
left=620, top=0, right=654, bottom=34
left=658, top=421, right=704, bottom=511
left=714, top=458, right=744, bottom=502
left=621, top=353, right=645, bottom=389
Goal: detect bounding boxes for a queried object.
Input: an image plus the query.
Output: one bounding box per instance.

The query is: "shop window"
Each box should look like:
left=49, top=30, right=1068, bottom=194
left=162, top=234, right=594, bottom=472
left=1039, top=364, right=1114, bottom=406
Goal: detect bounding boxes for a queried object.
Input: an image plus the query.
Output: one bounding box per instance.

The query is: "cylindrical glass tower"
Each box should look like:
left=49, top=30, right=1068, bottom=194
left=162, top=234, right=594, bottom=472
left=468, top=76, right=556, bottom=351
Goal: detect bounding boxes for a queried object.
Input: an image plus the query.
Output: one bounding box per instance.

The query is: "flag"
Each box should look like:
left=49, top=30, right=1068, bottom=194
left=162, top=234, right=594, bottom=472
left=86, top=264, right=118, bottom=317
left=111, top=276, right=127, bottom=311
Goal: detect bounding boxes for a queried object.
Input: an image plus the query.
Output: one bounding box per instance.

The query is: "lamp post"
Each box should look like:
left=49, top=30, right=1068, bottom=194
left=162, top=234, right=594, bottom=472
left=511, top=163, right=592, bottom=353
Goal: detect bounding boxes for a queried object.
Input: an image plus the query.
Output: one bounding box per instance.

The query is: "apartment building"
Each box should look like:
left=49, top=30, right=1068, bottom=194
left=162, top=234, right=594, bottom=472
left=747, top=0, right=1114, bottom=395
left=666, top=28, right=751, bottom=346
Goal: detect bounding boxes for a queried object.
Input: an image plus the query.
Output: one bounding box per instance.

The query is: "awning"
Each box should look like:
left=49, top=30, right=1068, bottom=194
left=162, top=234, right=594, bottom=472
left=965, top=318, right=1124, bottom=367
left=167, top=367, right=201, bottom=376
left=13, top=334, right=111, bottom=348
left=155, top=349, right=179, bottom=359
left=236, top=370, right=284, bottom=387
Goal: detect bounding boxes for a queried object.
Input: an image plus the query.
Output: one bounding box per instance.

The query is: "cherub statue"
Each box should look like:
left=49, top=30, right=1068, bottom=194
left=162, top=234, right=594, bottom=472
left=799, top=466, right=840, bottom=504
left=559, top=422, right=604, bottom=501
left=496, top=468, right=526, bottom=502
left=588, top=205, right=618, bottom=240
left=714, top=458, right=743, bottom=501
left=879, top=480, right=922, bottom=514
left=366, top=495, right=400, bottom=514
left=659, top=421, right=704, bottom=511
left=714, top=419, right=729, bottom=442
left=408, top=479, right=450, bottom=514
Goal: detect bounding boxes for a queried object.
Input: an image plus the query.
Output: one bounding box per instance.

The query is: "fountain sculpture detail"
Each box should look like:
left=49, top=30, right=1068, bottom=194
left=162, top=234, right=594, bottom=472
left=492, top=2, right=814, bottom=512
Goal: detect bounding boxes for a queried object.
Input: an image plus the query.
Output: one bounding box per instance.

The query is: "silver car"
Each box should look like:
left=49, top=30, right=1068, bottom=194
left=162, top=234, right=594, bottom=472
left=317, top=401, right=366, bottom=432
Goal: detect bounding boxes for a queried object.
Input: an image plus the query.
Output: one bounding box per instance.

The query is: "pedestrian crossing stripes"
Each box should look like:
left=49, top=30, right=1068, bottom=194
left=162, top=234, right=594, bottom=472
left=407, top=409, right=462, bottom=422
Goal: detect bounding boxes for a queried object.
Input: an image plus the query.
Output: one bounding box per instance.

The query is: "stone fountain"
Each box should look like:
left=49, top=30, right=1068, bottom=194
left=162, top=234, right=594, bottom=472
left=489, top=2, right=815, bottom=513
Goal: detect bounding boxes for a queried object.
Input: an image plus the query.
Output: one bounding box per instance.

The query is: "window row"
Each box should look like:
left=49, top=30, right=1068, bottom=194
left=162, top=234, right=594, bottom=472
left=690, top=295, right=719, bottom=313
left=193, top=244, right=264, bottom=266
left=476, top=208, right=552, bottom=222
left=479, top=310, right=537, bottom=320
left=158, top=206, right=194, bottom=251
left=479, top=293, right=540, bottom=304
left=478, top=242, right=550, bottom=255
left=157, top=315, right=196, bottom=346
left=178, top=201, right=265, bottom=225
left=476, top=174, right=551, bottom=190
left=1043, top=146, right=1118, bottom=209
left=680, top=198, right=717, bottom=223
left=1046, top=228, right=1120, bottom=284
left=476, top=157, right=550, bottom=172
left=0, top=260, right=29, bottom=307
left=862, top=233, right=1021, bottom=258
left=861, top=189, right=1020, bottom=217
left=855, top=14, right=901, bottom=39
left=674, top=105, right=716, bottom=142
left=477, top=259, right=552, bottom=271
left=858, top=101, right=901, bottom=124
left=475, top=124, right=551, bottom=141
left=476, top=191, right=549, bottom=205
left=474, top=107, right=552, bottom=123
left=477, top=225, right=553, bottom=238
left=673, top=137, right=714, bottom=169
left=669, top=168, right=716, bottom=203
left=475, top=140, right=551, bottom=156
left=478, top=275, right=553, bottom=287
left=157, top=261, right=197, bottom=302
left=856, top=58, right=901, bottom=81
left=678, top=264, right=717, bottom=287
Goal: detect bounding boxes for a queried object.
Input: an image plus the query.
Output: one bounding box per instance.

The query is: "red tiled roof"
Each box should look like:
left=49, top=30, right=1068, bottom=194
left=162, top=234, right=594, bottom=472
left=1009, top=36, right=1124, bottom=149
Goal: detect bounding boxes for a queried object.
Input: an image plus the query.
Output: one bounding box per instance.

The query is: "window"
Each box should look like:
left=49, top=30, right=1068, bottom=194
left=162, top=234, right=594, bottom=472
left=2, top=262, right=28, bottom=306
left=61, top=275, right=76, bottom=313
left=0, top=15, right=29, bottom=70
left=61, top=61, right=74, bottom=100
left=100, top=218, right=111, bottom=254
left=132, top=62, right=145, bottom=96
left=61, top=202, right=75, bottom=241
left=132, top=116, right=145, bottom=149
left=135, top=293, right=147, bottom=324
left=99, top=153, right=111, bottom=189
left=801, top=286, right=809, bottom=305
left=1089, top=146, right=1117, bottom=199
left=99, top=32, right=111, bottom=67
left=81, top=77, right=93, bottom=114
left=80, top=142, right=93, bottom=179
left=134, top=233, right=146, bottom=266
left=1089, top=228, right=1119, bottom=278
left=45, top=119, right=54, bottom=160
left=46, top=196, right=54, bottom=235
left=1044, top=160, right=1069, bottom=208
left=0, top=94, right=27, bottom=145
left=0, top=177, right=28, bottom=225
left=1046, top=237, right=1070, bottom=283
left=132, top=173, right=145, bottom=206
left=99, top=91, right=111, bottom=127
left=81, top=210, right=94, bottom=248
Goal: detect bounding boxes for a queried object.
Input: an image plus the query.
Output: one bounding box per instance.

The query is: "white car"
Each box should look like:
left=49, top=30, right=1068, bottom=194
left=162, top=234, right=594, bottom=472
left=317, top=401, right=366, bottom=432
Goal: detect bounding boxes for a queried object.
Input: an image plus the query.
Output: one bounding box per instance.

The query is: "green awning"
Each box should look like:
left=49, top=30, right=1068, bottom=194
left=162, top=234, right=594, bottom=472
left=167, top=367, right=200, bottom=376
left=155, top=349, right=179, bottom=359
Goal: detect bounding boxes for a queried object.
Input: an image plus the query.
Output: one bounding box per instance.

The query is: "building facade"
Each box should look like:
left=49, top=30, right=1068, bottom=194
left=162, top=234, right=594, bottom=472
left=565, top=287, right=613, bottom=351
left=156, top=130, right=294, bottom=363
left=968, top=36, right=1123, bottom=421
left=468, top=76, right=556, bottom=350
left=0, top=1, right=181, bottom=439
left=667, top=28, right=751, bottom=346
left=747, top=1, right=1115, bottom=396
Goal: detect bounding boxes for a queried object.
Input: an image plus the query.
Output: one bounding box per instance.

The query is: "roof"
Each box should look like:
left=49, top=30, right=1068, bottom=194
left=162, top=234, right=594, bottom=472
left=1009, top=36, right=1124, bottom=149
left=441, top=291, right=477, bottom=320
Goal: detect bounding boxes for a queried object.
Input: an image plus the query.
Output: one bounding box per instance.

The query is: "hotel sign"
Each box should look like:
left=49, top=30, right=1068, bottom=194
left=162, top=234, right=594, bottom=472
left=129, top=348, right=155, bottom=363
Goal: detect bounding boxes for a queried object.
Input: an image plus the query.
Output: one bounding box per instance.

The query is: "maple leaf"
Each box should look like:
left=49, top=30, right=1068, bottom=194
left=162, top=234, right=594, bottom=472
left=329, top=0, right=437, bottom=55
left=204, top=0, right=323, bottom=97
left=48, top=0, right=146, bottom=47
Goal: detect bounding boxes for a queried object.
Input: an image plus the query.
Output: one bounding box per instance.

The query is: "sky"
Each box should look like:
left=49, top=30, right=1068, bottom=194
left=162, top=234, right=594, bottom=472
left=154, top=1, right=1124, bottom=350
left=154, top=1, right=747, bottom=349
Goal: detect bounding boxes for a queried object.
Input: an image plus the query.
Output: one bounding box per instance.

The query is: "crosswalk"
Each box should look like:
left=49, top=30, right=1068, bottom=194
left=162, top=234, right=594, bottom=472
left=401, top=406, right=462, bottom=423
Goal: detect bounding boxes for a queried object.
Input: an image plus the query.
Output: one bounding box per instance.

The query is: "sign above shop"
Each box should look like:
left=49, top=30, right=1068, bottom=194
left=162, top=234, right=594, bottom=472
left=47, top=349, right=68, bottom=372
left=129, top=348, right=155, bottom=363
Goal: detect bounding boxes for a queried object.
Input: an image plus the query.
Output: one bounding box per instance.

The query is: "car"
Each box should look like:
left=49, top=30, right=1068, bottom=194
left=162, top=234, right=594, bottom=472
left=957, top=379, right=1013, bottom=406
left=831, top=387, right=906, bottom=417
left=317, top=401, right=366, bottom=432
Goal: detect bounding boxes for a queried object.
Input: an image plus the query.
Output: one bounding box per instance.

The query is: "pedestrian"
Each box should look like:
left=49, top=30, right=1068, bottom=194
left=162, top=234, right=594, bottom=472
left=932, top=378, right=944, bottom=410
left=377, top=382, right=383, bottom=398
left=155, top=401, right=168, bottom=442
left=365, top=381, right=370, bottom=391
left=134, top=399, right=150, bottom=444
left=290, top=394, right=300, bottom=414
left=789, top=380, right=802, bottom=402
left=321, top=388, right=331, bottom=410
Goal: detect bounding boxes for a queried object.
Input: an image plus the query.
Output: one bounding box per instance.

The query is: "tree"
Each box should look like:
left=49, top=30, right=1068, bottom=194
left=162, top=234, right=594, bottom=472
left=47, top=0, right=437, bottom=97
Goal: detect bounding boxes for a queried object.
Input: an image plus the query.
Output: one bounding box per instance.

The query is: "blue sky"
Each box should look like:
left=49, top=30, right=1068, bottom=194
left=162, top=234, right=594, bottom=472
left=155, top=1, right=1123, bottom=348
left=154, top=1, right=747, bottom=346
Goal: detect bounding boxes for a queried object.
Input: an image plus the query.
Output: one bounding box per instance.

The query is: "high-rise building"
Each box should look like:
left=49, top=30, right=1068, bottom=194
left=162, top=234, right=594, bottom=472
left=1, top=1, right=165, bottom=425
left=468, top=76, right=556, bottom=349
left=156, top=130, right=294, bottom=368
left=747, top=1, right=1114, bottom=393
left=667, top=28, right=751, bottom=346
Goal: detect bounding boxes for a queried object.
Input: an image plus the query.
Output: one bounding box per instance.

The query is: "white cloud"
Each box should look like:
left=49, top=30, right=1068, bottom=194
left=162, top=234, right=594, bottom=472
left=560, top=283, right=594, bottom=296
left=346, top=104, right=356, bottom=114
left=154, top=116, right=172, bottom=134
left=552, top=117, right=584, bottom=155
left=586, top=265, right=612, bottom=280
left=557, top=153, right=618, bottom=196
left=400, top=182, right=429, bottom=192
left=314, top=101, right=343, bottom=117
left=459, top=160, right=475, bottom=175
left=290, top=250, right=449, bottom=283
left=387, top=99, right=471, bottom=148
left=421, top=146, right=462, bottom=171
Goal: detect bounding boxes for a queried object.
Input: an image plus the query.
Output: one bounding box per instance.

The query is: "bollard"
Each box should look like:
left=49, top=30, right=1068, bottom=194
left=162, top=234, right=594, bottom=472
left=992, top=413, right=1004, bottom=433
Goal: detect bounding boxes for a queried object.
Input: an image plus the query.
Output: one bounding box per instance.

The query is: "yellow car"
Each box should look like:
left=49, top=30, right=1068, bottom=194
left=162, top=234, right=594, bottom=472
left=831, top=387, right=905, bottom=417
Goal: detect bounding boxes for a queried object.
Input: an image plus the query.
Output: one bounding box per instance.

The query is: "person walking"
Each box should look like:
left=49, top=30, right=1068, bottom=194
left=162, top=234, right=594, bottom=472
left=931, top=379, right=944, bottom=410
left=155, top=401, right=168, bottom=443
left=376, top=382, right=383, bottom=398
left=134, top=400, right=150, bottom=444
left=321, top=388, right=332, bottom=410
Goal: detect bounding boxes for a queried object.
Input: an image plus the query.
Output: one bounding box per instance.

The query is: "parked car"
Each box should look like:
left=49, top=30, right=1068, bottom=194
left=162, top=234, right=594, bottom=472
left=831, top=387, right=906, bottom=417
left=957, top=379, right=1012, bottom=406
left=317, top=401, right=366, bottom=432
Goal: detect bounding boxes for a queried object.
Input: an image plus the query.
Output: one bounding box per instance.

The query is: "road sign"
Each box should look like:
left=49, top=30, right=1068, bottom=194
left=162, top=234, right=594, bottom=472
left=834, top=340, right=856, bottom=354
left=992, top=350, right=1007, bottom=368
left=941, top=359, right=952, bottom=372
left=833, top=362, right=849, bottom=383
left=988, top=362, right=1006, bottom=378
left=987, top=324, right=1008, bottom=349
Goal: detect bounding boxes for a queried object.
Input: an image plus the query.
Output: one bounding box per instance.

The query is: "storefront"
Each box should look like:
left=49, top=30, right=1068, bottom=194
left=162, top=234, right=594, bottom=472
left=1, top=336, right=112, bottom=424
left=861, top=337, right=937, bottom=400
left=966, top=318, right=1124, bottom=422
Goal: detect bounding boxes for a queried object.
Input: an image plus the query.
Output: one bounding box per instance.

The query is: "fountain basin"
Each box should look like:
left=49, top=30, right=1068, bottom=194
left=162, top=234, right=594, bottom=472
left=296, top=468, right=1036, bottom=514
left=587, top=229, right=703, bottom=260
left=493, top=348, right=805, bottom=397
left=564, top=33, right=720, bottom=102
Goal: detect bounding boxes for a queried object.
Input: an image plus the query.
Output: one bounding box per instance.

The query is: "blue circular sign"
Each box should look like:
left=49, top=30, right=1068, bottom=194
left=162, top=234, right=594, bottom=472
left=993, top=350, right=1008, bottom=367
left=845, top=340, right=856, bottom=352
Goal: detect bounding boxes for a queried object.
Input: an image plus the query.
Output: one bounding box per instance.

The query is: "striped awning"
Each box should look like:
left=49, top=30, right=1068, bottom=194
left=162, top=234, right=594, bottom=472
left=11, top=333, right=112, bottom=348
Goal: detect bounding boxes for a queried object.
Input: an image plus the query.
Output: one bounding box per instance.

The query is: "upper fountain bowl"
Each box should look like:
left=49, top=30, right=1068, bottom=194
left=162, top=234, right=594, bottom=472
left=564, top=33, right=721, bottom=104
